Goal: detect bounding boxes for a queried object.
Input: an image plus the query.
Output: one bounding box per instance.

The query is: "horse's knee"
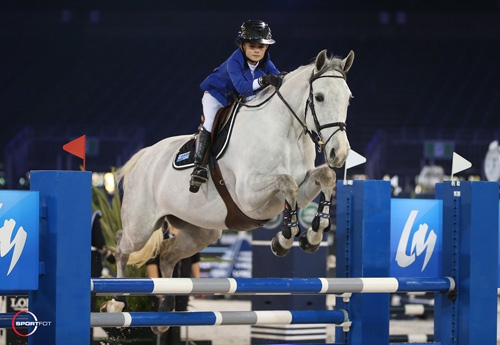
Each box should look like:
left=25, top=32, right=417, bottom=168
left=277, top=175, right=299, bottom=201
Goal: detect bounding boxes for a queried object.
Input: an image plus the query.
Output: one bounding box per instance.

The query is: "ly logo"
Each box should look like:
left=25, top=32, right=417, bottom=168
left=395, top=210, right=437, bottom=272
left=0, top=203, right=28, bottom=275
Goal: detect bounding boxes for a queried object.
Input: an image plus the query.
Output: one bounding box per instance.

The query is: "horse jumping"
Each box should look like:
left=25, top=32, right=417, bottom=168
left=102, top=49, right=354, bottom=334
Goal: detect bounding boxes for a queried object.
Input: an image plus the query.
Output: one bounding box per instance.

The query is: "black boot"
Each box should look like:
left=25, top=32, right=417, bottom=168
left=189, top=127, right=211, bottom=193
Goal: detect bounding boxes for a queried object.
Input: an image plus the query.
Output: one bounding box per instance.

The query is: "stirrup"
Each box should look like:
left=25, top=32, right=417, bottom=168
left=189, top=166, right=209, bottom=193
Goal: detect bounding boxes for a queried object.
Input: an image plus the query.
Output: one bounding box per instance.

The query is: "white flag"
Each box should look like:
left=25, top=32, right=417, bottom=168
left=451, top=152, right=472, bottom=175
left=345, top=150, right=366, bottom=170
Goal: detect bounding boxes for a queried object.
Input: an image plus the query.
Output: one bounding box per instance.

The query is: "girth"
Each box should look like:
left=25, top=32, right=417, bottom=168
left=210, top=163, right=270, bottom=231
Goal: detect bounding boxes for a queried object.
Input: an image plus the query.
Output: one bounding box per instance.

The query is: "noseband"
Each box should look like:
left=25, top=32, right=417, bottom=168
left=276, top=68, right=347, bottom=152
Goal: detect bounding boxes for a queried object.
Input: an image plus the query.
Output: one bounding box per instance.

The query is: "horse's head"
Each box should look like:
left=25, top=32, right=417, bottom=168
left=306, top=49, right=354, bottom=168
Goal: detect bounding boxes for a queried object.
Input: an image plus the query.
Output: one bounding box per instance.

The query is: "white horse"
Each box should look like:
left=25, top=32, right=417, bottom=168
left=103, top=49, right=354, bottom=334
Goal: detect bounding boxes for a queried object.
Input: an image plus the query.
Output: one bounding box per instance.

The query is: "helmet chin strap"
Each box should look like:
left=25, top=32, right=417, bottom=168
left=241, top=44, right=268, bottom=66
left=240, top=47, right=260, bottom=66
left=247, top=58, right=259, bottom=65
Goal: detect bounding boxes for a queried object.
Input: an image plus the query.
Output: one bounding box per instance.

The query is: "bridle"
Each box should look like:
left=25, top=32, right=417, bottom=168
left=237, top=67, right=348, bottom=152
left=276, top=68, right=347, bottom=152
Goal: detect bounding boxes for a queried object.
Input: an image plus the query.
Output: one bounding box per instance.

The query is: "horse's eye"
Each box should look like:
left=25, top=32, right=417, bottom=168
left=315, top=94, right=324, bottom=102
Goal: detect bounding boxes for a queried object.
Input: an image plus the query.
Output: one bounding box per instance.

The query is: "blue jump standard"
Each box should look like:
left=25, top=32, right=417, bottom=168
left=91, top=277, right=454, bottom=295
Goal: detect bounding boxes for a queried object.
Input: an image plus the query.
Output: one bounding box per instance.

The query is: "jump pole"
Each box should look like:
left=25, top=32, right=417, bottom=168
left=28, top=171, right=92, bottom=345
left=91, top=277, right=454, bottom=296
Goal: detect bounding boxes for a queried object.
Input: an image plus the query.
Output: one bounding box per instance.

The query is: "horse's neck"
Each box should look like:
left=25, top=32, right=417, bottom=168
left=233, top=83, right=315, bottom=165
left=254, top=95, right=306, bottom=142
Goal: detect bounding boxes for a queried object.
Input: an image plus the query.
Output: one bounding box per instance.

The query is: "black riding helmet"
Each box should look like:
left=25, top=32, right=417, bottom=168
left=237, top=20, right=276, bottom=45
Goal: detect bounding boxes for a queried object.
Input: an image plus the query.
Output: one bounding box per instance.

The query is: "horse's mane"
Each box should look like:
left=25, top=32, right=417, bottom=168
left=300, top=54, right=346, bottom=81
left=283, top=56, right=344, bottom=83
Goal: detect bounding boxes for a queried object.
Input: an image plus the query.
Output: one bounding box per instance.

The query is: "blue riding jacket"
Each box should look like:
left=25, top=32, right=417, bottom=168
left=200, top=49, right=280, bottom=106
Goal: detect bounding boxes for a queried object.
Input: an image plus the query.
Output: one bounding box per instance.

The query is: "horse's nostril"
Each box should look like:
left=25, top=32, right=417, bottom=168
left=330, top=149, right=336, bottom=161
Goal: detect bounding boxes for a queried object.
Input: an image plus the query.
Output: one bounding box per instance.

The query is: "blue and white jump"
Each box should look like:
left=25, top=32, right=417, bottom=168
left=90, top=310, right=348, bottom=328
left=91, top=277, right=455, bottom=295
left=0, top=171, right=498, bottom=345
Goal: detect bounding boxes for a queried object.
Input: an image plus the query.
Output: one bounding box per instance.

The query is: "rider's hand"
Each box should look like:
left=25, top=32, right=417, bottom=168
left=259, top=74, right=282, bottom=88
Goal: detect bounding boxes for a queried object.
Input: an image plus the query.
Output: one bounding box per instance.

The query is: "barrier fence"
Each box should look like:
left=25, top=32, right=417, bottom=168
left=0, top=171, right=498, bottom=345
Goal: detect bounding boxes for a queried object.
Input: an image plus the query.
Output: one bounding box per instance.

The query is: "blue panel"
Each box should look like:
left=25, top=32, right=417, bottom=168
left=29, top=171, right=92, bottom=345
left=335, top=180, right=391, bottom=345
left=435, top=181, right=499, bottom=345
left=0, top=191, right=39, bottom=291
left=390, top=199, right=442, bottom=278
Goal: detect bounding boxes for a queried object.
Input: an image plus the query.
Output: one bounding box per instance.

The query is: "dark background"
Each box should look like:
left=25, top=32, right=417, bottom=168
left=1, top=0, right=499, bottom=190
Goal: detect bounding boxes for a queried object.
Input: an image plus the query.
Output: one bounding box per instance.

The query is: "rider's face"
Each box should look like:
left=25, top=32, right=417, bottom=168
left=242, top=42, right=269, bottom=65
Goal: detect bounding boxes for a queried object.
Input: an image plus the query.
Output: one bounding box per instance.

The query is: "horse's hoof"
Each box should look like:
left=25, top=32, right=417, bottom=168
left=99, top=298, right=126, bottom=313
left=299, top=232, right=320, bottom=253
left=271, top=236, right=290, bottom=257
left=151, top=326, right=169, bottom=335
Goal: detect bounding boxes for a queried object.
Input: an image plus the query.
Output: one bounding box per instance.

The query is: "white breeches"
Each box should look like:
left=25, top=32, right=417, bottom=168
left=201, top=91, right=223, bottom=133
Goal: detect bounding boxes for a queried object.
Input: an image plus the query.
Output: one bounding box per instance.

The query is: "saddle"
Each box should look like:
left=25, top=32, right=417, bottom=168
left=172, top=102, right=239, bottom=170
left=172, top=101, right=270, bottom=231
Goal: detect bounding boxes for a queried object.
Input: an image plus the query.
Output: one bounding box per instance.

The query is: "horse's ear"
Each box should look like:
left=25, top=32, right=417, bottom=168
left=315, top=49, right=328, bottom=72
left=342, top=50, right=355, bottom=73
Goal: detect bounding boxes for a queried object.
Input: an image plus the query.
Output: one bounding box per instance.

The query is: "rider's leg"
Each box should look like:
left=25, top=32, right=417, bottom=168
left=189, top=127, right=211, bottom=193
left=189, top=92, right=222, bottom=193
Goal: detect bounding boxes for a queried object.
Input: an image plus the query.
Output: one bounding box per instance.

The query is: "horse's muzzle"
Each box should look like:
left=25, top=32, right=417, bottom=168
left=327, top=146, right=349, bottom=168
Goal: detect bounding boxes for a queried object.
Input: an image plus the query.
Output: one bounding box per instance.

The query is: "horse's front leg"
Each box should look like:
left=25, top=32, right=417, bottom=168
left=270, top=175, right=301, bottom=257
left=296, top=166, right=337, bottom=253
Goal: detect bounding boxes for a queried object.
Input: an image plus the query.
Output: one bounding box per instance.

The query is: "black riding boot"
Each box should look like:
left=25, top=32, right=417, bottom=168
left=189, top=127, right=211, bottom=193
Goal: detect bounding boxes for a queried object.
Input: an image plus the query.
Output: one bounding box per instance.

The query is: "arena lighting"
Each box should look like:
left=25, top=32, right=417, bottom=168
left=90, top=171, right=116, bottom=194
left=104, top=172, right=115, bottom=194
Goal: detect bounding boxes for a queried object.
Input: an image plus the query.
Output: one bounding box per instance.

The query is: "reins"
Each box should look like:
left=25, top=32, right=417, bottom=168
left=239, top=67, right=348, bottom=152
left=235, top=67, right=347, bottom=152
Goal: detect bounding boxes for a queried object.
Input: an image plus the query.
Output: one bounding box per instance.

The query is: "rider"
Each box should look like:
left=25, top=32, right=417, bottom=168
left=189, top=19, right=282, bottom=193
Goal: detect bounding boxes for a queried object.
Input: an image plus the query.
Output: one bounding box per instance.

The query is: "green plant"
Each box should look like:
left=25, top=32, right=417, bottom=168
left=91, top=168, right=148, bottom=278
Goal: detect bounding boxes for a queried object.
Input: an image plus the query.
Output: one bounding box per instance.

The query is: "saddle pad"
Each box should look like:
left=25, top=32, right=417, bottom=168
left=172, top=138, right=196, bottom=169
left=172, top=103, right=240, bottom=170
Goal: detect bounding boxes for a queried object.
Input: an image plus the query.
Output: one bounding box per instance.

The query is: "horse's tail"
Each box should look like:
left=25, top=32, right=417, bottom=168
left=128, top=228, right=164, bottom=267
left=115, top=147, right=149, bottom=187
left=115, top=146, right=163, bottom=267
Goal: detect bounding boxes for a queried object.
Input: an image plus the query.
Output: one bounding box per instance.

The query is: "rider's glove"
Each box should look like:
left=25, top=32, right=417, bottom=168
left=259, top=74, right=282, bottom=88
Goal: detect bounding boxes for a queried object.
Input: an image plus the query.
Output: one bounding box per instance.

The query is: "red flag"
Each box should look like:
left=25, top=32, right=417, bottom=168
left=63, top=135, right=86, bottom=169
